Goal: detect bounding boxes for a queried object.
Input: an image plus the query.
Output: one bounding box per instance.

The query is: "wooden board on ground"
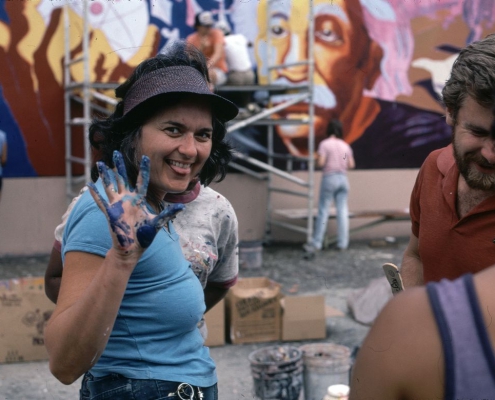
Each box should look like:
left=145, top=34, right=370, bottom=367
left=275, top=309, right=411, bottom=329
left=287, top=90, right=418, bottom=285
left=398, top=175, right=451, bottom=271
left=274, top=208, right=410, bottom=220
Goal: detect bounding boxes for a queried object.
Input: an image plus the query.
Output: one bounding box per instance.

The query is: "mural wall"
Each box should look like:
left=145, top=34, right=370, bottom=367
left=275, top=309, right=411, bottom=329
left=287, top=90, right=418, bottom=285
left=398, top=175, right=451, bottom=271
left=1, top=0, right=494, bottom=177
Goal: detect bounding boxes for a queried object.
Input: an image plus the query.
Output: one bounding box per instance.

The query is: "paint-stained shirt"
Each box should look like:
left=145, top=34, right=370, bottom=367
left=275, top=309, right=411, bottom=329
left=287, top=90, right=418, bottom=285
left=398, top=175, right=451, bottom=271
left=165, top=184, right=239, bottom=289
left=318, top=136, right=353, bottom=174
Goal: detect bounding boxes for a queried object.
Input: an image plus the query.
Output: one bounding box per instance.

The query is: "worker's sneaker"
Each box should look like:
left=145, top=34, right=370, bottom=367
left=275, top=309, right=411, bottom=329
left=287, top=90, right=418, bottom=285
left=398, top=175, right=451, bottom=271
left=303, top=243, right=318, bottom=253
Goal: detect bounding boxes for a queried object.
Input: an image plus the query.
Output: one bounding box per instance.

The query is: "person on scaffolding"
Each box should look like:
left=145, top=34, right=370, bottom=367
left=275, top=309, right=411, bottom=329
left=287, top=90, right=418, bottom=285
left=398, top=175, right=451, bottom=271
left=186, top=11, right=228, bottom=90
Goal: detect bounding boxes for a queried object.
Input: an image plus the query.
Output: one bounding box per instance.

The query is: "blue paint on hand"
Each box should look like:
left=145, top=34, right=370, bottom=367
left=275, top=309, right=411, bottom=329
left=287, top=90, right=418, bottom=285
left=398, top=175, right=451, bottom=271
left=106, top=202, right=135, bottom=248
left=154, top=203, right=185, bottom=226
left=113, top=151, right=129, bottom=190
left=137, top=156, right=150, bottom=195
left=90, top=153, right=187, bottom=252
left=135, top=203, right=185, bottom=248
left=136, top=224, right=156, bottom=248
left=106, top=201, right=125, bottom=223
left=97, top=162, right=111, bottom=187
left=165, top=203, right=186, bottom=215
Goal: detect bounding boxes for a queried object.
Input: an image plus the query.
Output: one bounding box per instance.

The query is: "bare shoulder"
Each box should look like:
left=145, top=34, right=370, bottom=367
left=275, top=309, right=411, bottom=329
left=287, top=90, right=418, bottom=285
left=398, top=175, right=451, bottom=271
left=350, top=287, right=444, bottom=400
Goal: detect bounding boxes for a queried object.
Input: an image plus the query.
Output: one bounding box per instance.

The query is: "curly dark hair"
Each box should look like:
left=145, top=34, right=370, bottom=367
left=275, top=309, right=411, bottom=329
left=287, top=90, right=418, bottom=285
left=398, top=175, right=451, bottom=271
left=442, top=33, right=495, bottom=124
left=89, top=41, right=233, bottom=193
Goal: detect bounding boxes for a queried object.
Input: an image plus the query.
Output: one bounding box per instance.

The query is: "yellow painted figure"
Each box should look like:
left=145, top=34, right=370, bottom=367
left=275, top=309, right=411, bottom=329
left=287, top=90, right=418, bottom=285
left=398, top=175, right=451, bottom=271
left=255, top=0, right=383, bottom=155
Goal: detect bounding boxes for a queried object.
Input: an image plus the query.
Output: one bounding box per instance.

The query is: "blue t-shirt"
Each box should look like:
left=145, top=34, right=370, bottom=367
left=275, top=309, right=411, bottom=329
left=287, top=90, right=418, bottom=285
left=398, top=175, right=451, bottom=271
left=62, top=181, right=217, bottom=386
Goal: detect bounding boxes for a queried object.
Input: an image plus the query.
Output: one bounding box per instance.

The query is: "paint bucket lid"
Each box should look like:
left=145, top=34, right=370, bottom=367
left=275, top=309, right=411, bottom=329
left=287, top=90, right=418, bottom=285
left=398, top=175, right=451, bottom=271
left=326, top=384, right=350, bottom=399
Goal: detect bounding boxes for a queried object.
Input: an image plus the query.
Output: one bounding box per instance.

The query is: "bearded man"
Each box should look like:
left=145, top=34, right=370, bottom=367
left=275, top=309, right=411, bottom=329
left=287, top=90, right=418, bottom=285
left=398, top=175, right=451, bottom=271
left=401, top=33, right=495, bottom=287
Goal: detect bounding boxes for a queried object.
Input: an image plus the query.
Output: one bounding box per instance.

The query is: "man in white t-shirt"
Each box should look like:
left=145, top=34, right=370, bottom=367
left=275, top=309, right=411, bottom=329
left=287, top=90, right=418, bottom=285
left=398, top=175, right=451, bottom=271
left=216, top=21, right=255, bottom=109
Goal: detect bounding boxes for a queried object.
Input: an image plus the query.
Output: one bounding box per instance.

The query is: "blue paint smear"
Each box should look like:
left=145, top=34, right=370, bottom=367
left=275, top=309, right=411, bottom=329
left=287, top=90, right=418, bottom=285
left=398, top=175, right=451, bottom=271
left=107, top=201, right=135, bottom=248
left=98, top=162, right=112, bottom=188
left=113, top=151, right=129, bottom=188
left=0, top=87, right=36, bottom=177
left=0, top=1, right=9, bottom=24
left=136, top=224, right=156, bottom=248
left=138, top=156, right=150, bottom=194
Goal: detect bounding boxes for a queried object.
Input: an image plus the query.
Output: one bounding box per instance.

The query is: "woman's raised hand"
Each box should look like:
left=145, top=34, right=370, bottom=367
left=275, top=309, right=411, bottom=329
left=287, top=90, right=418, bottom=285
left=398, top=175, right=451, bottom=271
left=88, top=151, right=184, bottom=256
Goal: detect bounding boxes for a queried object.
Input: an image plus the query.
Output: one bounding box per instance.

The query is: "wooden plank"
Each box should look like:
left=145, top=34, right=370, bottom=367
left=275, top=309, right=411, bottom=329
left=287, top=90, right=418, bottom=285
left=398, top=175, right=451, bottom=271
left=216, top=84, right=309, bottom=93
left=274, top=208, right=410, bottom=220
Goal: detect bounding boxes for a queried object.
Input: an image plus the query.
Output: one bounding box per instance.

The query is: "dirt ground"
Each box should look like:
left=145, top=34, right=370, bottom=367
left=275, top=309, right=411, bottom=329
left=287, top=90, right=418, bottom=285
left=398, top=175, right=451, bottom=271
left=0, top=238, right=407, bottom=399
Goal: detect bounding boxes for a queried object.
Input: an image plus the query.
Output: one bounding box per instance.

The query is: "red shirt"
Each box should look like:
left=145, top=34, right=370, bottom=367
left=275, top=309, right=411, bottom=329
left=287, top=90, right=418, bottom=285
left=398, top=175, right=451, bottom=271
left=410, top=145, right=495, bottom=282
left=186, top=28, right=228, bottom=73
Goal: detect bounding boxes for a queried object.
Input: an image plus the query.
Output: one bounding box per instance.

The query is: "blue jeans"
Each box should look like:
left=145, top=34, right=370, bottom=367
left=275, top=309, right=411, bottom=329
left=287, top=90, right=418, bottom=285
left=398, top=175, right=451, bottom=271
left=312, top=172, right=350, bottom=250
left=80, top=372, right=218, bottom=400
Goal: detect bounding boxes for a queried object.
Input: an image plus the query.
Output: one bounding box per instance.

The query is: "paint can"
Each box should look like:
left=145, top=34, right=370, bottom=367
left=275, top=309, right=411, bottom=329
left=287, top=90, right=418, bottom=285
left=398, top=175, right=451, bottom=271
left=239, top=240, right=263, bottom=269
left=299, top=343, right=352, bottom=400
left=248, top=345, right=303, bottom=400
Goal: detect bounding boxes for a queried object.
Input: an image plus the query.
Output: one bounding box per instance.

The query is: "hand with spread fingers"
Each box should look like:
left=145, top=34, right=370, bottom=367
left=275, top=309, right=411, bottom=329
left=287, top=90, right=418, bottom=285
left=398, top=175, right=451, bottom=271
left=88, top=151, right=184, bottom=254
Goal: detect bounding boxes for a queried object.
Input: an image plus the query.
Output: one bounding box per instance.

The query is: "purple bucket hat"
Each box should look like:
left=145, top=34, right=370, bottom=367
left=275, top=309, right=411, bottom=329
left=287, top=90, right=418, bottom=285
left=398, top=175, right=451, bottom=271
left=122, top=65, right=238, bottom=121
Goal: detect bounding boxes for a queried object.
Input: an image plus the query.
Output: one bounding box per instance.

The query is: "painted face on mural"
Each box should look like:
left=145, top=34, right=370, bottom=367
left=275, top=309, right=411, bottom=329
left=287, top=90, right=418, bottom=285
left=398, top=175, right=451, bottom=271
left=449, top=96, right=495, bottom=192
left=255, top=0, right=383, bottom=156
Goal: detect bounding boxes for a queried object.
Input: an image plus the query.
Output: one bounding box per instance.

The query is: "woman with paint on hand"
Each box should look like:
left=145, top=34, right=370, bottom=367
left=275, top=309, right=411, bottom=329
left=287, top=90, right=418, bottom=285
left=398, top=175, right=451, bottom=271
left=44, top=41, right=238, bottom=400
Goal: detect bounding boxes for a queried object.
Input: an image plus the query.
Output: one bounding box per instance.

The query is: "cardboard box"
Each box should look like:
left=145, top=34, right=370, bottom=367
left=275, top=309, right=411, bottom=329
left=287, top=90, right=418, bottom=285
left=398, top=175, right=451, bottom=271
left=203, top=299, right=225, bottom=347
left=281, top=295, right=327, bottom=341
left=226, top=277, right=282, bottom=344
left=0, top=277, right=55, bottom=364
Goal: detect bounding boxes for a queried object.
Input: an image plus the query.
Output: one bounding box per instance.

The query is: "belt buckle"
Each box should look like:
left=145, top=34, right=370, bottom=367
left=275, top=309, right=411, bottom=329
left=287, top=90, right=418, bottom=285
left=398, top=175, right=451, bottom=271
left=177, top=383, right=194, bottom=400
left=168, top=382, right=204, bottom=400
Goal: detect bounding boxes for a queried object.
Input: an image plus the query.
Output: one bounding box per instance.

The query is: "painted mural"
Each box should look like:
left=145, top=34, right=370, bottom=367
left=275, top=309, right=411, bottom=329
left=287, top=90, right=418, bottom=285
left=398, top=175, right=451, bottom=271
left=1, top=0, right=494, bottom=177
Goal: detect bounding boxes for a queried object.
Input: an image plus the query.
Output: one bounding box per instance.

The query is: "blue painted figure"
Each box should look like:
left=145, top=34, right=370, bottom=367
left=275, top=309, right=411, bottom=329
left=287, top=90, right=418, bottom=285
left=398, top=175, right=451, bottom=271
left=44, top=41, right=238, bottom=400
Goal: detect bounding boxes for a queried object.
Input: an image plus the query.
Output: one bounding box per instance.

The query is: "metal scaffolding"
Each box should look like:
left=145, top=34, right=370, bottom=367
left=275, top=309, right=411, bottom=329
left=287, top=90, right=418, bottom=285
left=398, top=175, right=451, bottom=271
left=63, top=3, right=117, bottom=202
left=63, top=0, right=316, bottom=243
left=223, top=0, right=316, bottom=244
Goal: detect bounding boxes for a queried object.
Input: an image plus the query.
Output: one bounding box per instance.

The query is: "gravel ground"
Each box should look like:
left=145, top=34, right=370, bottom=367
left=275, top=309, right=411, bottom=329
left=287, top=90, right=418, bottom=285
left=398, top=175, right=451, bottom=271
left=245, top=240, right=405, bottom=292
left=0, top=238, right=407, bottom=399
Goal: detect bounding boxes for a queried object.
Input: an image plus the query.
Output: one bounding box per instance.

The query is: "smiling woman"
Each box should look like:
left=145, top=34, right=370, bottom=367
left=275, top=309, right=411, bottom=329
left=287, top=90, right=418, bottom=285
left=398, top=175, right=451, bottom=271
left=43, top=41, right=238, bottom=400
left=88, top=45, right=238, bottom=212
